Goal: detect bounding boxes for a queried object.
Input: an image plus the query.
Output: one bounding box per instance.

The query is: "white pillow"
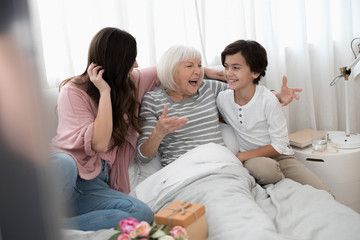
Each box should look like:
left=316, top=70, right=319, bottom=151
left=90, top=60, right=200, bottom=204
left=137, top=153, right=162, bottom=178
left=128, top=154, right=162, bottom=190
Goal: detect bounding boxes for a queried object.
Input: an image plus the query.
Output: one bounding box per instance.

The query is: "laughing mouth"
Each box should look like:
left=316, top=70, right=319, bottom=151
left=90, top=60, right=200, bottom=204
left=189, top=79, right=198, bottom=86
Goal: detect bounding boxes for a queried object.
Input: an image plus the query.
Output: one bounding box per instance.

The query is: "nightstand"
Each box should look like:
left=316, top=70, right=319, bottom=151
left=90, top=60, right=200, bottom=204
left=292, top=131, right=360, bottom=214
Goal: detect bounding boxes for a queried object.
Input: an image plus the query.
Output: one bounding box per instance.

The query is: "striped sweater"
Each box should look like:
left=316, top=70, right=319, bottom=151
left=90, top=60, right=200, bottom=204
left=137, top=80, right=228, bottom=166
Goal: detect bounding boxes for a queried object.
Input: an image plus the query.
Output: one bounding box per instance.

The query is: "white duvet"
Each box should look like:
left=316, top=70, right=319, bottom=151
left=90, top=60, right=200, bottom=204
left=131, top=143, right=360, bottom=240
left=64, top=143, right=360, bottom=240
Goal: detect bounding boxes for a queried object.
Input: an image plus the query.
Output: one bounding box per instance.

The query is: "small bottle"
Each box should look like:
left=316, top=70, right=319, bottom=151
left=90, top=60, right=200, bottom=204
left=326, top=133, right=338, bottom=153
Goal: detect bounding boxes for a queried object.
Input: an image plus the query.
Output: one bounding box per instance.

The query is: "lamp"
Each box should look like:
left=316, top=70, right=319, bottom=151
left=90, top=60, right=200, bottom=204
left=354, top=56, right=360, bottom=80
left=330, top=38, right=360, bottom=148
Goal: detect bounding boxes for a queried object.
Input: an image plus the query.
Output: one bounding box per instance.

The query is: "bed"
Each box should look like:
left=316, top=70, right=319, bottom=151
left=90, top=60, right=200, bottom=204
left=61, top=123, right=360, bottom=240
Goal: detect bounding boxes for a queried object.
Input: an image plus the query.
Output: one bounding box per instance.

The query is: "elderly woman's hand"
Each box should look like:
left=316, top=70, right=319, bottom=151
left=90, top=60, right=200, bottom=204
left=139, top=105, right=188, bottom=158
left=155, top=105, right=188, bottom=137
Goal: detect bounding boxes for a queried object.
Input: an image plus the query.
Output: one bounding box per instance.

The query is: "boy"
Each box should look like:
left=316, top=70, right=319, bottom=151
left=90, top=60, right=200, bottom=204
left=216, top=40, right=330, bottom=192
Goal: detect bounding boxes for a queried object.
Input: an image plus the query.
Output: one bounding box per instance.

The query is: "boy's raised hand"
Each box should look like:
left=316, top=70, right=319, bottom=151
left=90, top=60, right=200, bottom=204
left=279, top=76, right=302, bottom=106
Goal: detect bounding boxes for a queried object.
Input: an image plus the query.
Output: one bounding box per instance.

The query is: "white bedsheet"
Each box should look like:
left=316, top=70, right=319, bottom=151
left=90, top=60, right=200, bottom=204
left=131, top=143, right=360, bottom=240
left=63, top=143, right=360, bottom=240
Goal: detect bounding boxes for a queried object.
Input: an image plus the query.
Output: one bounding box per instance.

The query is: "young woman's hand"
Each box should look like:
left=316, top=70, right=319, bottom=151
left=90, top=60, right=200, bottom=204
left=87, top=62, right=111, bottom=94
left=88, top=62, right=112, bottom=152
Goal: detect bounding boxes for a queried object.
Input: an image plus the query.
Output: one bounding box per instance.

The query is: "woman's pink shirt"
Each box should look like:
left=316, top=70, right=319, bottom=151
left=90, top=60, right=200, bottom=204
left=50, top=67, right=160, bottom=193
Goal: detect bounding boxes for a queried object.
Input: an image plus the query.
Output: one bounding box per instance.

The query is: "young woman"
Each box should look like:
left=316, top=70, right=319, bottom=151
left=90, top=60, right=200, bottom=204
left=50, top=27, right=159, bottom=231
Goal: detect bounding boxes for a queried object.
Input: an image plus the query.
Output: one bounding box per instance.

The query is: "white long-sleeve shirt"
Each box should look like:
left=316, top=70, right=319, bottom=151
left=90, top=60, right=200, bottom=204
left=216, top=85, right=294, bottom=155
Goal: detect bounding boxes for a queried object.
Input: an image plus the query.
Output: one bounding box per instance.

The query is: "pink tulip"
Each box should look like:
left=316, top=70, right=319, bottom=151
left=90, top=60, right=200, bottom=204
left=116, top=234, right=131, bottom=240
left=170, top=226, right=187, bottom=239
left=135, top=221, right=151, bottom=236
left=119, top=218, right=139, bottom=235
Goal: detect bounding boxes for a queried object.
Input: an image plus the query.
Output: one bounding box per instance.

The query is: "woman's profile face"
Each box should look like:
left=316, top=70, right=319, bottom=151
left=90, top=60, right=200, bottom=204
left=172, top=58, right=203, bottom=99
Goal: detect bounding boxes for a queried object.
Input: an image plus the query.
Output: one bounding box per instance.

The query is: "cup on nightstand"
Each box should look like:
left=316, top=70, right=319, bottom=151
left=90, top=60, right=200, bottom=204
left=311, top=130, right=328, bottom=153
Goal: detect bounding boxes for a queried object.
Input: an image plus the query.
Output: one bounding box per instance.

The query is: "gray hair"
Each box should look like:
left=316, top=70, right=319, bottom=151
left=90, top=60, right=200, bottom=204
left=157, top=44, right=202, bottom=90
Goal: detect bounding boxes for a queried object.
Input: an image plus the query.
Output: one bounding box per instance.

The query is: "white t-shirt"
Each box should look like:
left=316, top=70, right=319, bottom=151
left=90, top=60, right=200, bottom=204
left=216, top=85, right=294, bottom=155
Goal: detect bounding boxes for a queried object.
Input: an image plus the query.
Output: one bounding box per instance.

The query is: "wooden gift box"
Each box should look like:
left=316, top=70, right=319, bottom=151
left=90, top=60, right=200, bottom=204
left=154, top=201, right=208, bottom=240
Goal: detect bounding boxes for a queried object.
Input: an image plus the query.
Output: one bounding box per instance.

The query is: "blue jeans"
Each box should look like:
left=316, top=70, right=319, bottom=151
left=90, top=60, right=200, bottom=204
left=52, top=153, right=153, bottom=231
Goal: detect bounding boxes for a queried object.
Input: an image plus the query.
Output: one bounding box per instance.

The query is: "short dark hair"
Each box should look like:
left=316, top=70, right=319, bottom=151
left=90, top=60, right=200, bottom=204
left=221, top=40, right=268, bottom=84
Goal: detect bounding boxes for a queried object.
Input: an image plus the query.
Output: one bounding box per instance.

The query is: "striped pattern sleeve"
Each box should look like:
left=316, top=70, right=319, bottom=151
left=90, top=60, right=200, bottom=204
left=204, top=80, right=228, bottom=98
left=136, top=91, right=161, bottom=163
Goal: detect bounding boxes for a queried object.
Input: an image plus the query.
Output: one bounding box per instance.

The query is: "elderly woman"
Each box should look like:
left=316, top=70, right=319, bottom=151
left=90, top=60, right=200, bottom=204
left=136, top=44, right=299, bottom=167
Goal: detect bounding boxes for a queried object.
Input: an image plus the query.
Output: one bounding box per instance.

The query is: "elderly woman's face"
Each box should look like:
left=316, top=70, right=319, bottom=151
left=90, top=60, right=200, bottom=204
left=173, top=58, right=203, bottom=98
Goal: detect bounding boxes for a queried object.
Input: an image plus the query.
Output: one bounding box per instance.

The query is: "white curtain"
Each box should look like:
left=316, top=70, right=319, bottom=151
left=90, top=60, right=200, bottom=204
left=32, top=0, right=360, bottom=134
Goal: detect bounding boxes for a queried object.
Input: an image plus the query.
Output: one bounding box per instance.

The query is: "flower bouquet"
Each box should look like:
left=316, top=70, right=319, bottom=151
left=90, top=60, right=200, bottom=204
left=109, top=217, right=188, bottom=240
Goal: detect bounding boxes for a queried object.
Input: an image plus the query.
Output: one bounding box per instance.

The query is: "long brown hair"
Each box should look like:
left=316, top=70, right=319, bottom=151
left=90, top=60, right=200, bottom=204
left=61, top=27, right=141, bottom=151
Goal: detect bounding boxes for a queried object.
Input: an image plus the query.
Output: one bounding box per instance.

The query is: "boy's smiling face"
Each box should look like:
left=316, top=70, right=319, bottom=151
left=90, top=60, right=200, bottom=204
left=223, top=52, right=260, bottom=90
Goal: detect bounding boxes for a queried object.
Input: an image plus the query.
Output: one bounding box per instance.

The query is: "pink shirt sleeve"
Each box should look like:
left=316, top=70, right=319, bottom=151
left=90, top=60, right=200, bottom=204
left=131, top=66, right=160, bottom=103
left=52, top=68, right=160, bottom=189
left=51, top=82, right=101, bottom=179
